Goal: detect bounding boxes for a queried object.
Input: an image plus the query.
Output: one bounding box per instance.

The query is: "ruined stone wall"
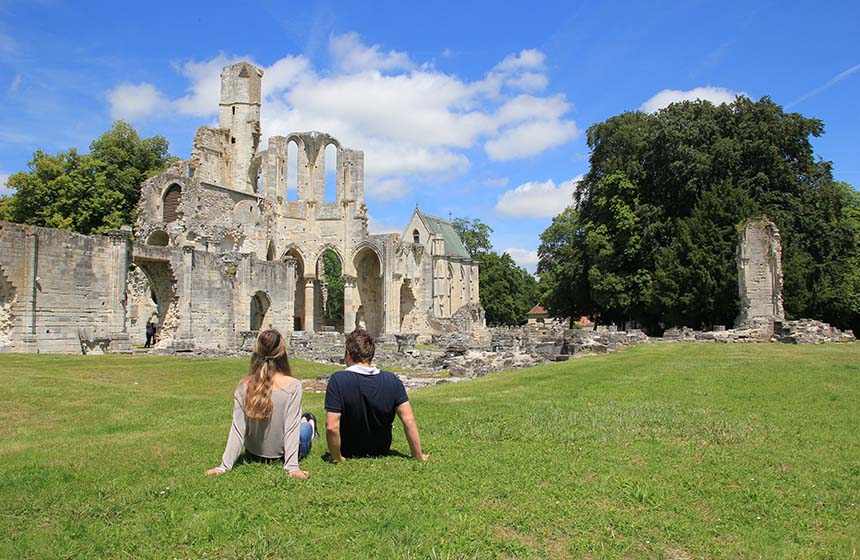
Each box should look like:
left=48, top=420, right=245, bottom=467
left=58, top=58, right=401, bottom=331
left=0, top=222, right=130, bottom=354
left=179, top=250, right=295, bottom=349
left=737, top=217, right=784, bottom=327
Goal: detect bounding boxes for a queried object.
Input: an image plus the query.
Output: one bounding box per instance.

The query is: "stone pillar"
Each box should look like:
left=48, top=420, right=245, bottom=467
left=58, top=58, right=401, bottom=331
left=105, top=228, right=133, bottom=353
left=182, top=244, right=195, bottom=338
left=343, top=275, right=356, bottom=333
left=105, top=228, right=132, bottom=333
left=284, top=259, right=297, bottom=333
left=737, top=217, right=785, bottom=329
left=303, top=277, right=315, bottom=332
left=387, top=274, right=402, bottom=334
left=19, top=229, right=39, bottom=352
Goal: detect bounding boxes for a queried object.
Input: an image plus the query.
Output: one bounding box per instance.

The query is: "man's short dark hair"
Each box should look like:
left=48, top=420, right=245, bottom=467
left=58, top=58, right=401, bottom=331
left=346, top=329, right=375, bottom=364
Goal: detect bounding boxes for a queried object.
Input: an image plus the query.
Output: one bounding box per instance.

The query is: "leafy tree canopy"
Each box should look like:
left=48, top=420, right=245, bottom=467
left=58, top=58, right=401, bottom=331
left=539, top=96, right=860, bottom=334
left=451, top=216, right=493, bottom=257
left=0, top=121, right=175, bottom=235
left=452, top=216, right=538, bottom=325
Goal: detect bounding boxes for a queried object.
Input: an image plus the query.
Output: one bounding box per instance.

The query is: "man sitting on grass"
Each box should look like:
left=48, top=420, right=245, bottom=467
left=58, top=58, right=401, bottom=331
left=325, top=329, right=429, bottom=462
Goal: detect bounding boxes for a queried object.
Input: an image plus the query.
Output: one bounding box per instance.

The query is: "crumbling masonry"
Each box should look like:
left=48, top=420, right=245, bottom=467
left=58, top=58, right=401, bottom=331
left=0, top=61, right=482, bottom=354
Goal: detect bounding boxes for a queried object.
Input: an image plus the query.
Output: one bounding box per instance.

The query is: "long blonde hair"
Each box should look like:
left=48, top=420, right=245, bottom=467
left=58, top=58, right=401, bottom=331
left=244, top=329, right=291, bottom=419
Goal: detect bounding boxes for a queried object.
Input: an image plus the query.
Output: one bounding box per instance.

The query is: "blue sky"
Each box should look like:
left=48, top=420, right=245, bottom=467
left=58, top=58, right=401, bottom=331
left=1, top=0, right=858, bottom=272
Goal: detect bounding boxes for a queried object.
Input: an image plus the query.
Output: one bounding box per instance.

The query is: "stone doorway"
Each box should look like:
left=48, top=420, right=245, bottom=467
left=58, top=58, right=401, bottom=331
left=250, top=291, right=271, bottom=331
left=129, top=258, right=177, bottom=346
left=354, top=247, right=383, bottom=336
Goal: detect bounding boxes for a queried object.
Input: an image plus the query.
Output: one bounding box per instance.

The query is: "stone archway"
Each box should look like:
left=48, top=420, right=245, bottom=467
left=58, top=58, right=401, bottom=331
left=283, top=247, right=305, bottom=331
left=353, top=246, right=383, bottom=336
left=129, top=258, right=177, bottom=347
left=316, top=248, right=344, bottom=332
left=250, top=291, right=271, bottom=331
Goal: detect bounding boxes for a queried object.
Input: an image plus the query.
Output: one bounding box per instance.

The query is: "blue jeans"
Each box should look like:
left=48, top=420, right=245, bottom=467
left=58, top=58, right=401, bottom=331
left=298, top=421, right=313, bottom=461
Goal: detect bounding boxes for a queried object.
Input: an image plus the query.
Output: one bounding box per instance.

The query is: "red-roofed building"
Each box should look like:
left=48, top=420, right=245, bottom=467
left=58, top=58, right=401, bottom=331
left=527, top=304, right=549, bottom=325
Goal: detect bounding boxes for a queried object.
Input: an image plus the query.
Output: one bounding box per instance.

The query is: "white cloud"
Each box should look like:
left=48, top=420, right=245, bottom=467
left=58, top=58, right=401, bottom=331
left=106, top=82, right=169, bottom=121
left=367, top=214, right=404, bottom=234
left=173, top=53, right=247, bottom=116
left=494, top=49, right=545, bottom=73
left=485, top=119, right=578, bottom=161
left=495, top=176, right=581, bottom=218
left=366, top=177, right=411, bottom=199
left=503, top=247, right=539, bottom=270
left=0, top=172, right=12, bottom=196
left=640, top=86, right=744, bottom=113
left=329, top=32, right=412, bottom=74
left=104, top=35, right=579, bottom=198
left=261, top=55, right=312, bottom=97
left=505, top=72, right=548, bottom=92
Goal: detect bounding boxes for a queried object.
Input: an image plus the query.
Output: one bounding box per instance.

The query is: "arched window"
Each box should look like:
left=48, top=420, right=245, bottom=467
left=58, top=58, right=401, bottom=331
left=286, top=140, right=298, bottom=201
left=324, top=143, right=337, bottom=203
left=163, top=185, right=181, bottom=224
left=413, top=229, right=420, bottom=244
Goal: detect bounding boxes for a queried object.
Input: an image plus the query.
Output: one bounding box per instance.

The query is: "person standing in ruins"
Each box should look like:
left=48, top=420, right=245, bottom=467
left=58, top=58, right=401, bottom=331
left=325, top=329, right=429, bottom=462
left=144, top=314, right=157, bottom=348
left=206, top=329, right=317, bottom=478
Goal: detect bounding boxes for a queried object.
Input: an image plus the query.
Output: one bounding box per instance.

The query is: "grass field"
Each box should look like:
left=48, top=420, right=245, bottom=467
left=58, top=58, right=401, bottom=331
left=1, top=343, right=859, bottom=559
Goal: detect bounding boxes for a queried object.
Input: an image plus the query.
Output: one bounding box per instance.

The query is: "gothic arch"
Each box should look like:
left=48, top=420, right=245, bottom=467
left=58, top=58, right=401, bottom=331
left=351, top=241, right=384, bottom=276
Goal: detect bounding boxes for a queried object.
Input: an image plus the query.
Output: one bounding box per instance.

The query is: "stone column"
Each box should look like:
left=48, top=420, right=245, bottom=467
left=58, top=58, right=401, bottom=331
left=104, top=228, right=133, bottom=353
left=19, top=229, right=39, bottom=352
left=105, top=228, right=132, bottom=333
left=284, top=259, right=297, bottom=333
left=181, top=244, right=194, bottom=338
left=303, top=277, right=315, bottom=332
left=387, top=274, right=403, bottom=334
left=343, top=274, right=356, bottom=333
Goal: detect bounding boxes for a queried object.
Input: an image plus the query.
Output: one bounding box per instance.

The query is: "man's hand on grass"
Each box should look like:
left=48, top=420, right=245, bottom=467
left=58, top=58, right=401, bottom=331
left=413, top=452, right=430, bottom=461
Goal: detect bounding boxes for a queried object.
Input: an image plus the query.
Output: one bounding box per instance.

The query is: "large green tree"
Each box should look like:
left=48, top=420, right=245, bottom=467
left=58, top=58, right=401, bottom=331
left=451, top=216, right=493, bottom=257
left=452, top=216, right=539, bottom=325
left=476, top=251, right=539, bottom=326
left=1, top=121, right=174, bottom=235
left=321, top=250, right=344, bottom=321
left=540, top=96, right=860, bottom=334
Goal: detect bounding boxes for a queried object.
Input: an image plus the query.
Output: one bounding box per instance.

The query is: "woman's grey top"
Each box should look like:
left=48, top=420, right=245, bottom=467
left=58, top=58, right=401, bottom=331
left=216, top=378, right=303, bottom=473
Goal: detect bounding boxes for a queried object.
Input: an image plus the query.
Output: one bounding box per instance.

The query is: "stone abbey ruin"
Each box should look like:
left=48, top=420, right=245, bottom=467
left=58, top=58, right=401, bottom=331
left=0, top=63, right=853, bottom=358
left=0, top=62, right=482, bottom=354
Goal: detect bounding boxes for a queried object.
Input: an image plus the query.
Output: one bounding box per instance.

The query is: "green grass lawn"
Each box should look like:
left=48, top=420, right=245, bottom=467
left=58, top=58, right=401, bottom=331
left=1, top=343, right=858, bottom=559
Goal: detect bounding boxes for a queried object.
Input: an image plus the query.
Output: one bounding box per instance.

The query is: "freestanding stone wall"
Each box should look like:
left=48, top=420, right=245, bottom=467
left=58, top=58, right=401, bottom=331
left=0, top=222, right=132, bottom=353
left=736, top=217, right=785, bottom=328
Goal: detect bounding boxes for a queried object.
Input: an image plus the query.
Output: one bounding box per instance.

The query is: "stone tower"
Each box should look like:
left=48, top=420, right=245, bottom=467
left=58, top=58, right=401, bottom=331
left=736, top=217, right=785, bottom=328
left=219, top=62, right=263, bottom=193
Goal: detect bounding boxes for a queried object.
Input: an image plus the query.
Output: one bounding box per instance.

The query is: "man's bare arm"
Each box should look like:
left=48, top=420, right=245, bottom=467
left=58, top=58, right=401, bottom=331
left=395, top=402, right=429, bottom=461
left=325, top=411, right=345, bottom=462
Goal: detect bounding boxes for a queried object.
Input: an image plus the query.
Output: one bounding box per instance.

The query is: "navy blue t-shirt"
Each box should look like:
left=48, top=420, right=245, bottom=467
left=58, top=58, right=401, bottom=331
left=324, top=369, right=409, bottom=458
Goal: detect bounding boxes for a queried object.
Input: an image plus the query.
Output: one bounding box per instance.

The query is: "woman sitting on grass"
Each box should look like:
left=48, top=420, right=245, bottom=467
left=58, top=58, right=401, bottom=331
left=206, top=329, right=317, bottom=479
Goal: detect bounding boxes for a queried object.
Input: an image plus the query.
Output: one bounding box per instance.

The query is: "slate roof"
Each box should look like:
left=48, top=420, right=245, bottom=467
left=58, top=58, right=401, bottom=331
left=416, top=210, right=471, bottom=260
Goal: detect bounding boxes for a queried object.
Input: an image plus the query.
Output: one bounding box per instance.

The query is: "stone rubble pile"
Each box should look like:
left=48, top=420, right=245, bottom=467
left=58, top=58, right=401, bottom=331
left=663, top=319, right=855, bottom=344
